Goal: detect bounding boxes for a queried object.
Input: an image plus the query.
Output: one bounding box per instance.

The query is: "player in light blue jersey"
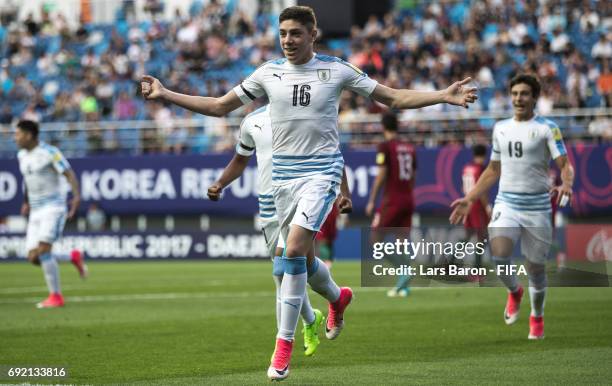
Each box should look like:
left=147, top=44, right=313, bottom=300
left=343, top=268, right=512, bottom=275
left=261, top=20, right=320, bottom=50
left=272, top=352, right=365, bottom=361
left=450, top=74, right=575, bottom=340
left=142, top=6, right=477, bottom=380
left=15, top=120, right=88, bottom=308
left=207, top=105, right=346, bottom=357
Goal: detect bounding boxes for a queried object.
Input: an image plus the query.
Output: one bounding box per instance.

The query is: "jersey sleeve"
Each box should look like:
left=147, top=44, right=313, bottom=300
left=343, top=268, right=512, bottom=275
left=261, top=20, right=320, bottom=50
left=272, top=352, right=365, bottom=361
left=233, top=65, right=267, bottom=105
left=337, top=60, right=378, bottom=97
left=545, top=122, right=567, bottom=160
left=48, top=147, right=71, bottom=174
left=490, top=125, right=501, bottom=162
left=375, top=143, right=388, bottom=166
left=236, top=118, right=256, bottom=156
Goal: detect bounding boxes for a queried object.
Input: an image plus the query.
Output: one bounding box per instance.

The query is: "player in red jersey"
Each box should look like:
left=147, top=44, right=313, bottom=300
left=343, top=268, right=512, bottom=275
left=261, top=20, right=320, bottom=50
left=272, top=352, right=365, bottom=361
left=461, top=144, right=491, bottom=279
left=315, top=204, right=339, bottom=268
left=366, top=112, right=417, bottom=297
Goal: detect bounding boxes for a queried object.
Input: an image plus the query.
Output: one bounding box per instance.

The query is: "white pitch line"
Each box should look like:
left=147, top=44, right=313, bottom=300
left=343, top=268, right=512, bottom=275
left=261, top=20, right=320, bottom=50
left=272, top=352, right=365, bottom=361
left=0, top=287, right=458, bottom=305
left=0, top=285, right=85, bottom=294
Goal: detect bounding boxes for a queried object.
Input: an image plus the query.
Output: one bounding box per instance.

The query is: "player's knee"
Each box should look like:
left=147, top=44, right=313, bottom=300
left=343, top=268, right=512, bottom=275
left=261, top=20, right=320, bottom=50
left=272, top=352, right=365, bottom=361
left=27, top=252, right=40, bottom=265
left=38, top=243, right=52, bottom=254
left=284, top=247, right=303, bottom=258
left=490, top=238, right=513, bottom=258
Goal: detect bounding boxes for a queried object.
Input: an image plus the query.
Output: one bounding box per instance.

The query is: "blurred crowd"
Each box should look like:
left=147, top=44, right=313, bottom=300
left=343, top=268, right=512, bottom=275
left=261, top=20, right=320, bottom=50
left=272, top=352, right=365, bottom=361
left=0, top=0, right=610, bottom=157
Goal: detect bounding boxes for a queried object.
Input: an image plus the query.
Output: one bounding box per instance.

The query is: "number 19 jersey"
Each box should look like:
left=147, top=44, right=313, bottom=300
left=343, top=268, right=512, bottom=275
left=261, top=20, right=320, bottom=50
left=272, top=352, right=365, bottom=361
left=233, top=54, right=378, bottom=186
left=491, top=116, right=567, bottom=211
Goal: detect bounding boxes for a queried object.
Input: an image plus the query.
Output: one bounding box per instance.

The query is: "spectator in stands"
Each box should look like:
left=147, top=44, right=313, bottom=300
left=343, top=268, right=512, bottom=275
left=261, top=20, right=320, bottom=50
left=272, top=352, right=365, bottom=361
left=114, top=91, right=137, bottom=120
left=0, top=104, right=14, bottom=125
left=0, top=0, right=607, bottom=152
left=591, top=33, right=612, bottom=60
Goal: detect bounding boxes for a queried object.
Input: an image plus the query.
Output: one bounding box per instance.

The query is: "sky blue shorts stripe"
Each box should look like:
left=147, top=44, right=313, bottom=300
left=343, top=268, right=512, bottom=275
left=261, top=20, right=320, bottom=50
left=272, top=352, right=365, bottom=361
left=314, top=182, right=338, bottom=230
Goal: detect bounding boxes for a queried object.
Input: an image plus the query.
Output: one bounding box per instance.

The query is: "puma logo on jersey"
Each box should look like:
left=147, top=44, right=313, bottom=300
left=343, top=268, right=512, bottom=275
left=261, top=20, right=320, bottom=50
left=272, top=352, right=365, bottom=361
left=273, top=73, right=284, bottom=81
left=302, top=212, right=310, bottom=221
left=254, top=124, right=262, bottom=131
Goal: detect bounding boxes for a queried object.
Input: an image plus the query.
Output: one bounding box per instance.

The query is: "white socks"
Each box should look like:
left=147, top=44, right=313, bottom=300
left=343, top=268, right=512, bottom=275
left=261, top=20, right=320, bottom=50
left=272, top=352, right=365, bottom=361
left=307, top=257, right=340, bottom=303
left=40, top=253, right=60, bottom=294
left=277, top=257, right=307, bottom=342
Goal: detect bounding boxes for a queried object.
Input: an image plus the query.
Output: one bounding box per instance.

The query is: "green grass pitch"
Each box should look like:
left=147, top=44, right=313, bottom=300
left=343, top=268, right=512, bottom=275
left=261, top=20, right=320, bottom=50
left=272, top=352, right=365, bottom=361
left=1, top=261, right=611, bottom=385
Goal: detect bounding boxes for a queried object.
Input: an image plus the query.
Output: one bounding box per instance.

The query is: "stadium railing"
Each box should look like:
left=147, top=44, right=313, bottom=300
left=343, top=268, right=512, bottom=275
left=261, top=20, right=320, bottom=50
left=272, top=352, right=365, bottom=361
left=0, top=107, right=610, bottom=157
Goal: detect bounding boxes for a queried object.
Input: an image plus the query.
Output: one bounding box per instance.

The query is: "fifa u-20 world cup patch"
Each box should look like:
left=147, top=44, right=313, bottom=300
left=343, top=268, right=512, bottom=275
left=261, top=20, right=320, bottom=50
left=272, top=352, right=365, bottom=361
left=376, top=152, right=385, bottom=165
left=552, top=127, right=563, bottom=141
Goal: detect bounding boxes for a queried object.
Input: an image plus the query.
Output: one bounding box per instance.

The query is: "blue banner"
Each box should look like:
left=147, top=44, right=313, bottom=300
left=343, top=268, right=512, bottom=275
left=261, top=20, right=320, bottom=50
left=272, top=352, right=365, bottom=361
left=0, top=146, right=609, bottom=216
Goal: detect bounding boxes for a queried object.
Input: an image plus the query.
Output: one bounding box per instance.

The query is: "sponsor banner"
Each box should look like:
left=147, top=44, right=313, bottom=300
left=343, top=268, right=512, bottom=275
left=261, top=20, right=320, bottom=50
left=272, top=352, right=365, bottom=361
left=565, top=224, right=612, bottom=262
left=0, top=231, right=270, bottom=261
left=0, top=145, right=609, bottom=215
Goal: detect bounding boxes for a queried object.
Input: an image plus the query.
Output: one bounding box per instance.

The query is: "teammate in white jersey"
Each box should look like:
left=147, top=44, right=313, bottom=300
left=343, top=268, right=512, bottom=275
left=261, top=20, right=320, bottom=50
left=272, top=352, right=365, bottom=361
left=207, top=105, right=333, bottom=357
left=141, top=6, right=477, bottom=380
left=14, top=120, right=88, bottom=309
left=450, top=74, right=575, bottom=340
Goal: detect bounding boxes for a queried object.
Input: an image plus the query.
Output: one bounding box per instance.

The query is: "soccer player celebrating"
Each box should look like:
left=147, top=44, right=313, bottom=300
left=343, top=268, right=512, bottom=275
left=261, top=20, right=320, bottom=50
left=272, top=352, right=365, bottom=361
left=142, top=6, right=477, bottom=380
left=461, top=143, right=491, bottom=278
left=206, top=105, right=325, bottom=357
left=450, top=74, right=574, bottom=340
left=14, top=120, right=87, bottom=308
left=366, top=112, right=417, bottom=297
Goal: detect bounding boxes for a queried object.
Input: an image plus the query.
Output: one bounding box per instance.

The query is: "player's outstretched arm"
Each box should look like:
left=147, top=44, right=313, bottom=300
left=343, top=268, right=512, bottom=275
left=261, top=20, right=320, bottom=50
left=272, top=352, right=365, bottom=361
left=207, top=154, right=251, bottom=201
left=370, top=78, right=478, bottom=109
left=450, top=161, right=500, bottom=224
left=63, top=169, right=81, bottom=219
left=552, top=155, right=574, bottom=207
left=141, top=75, right=243, bottom=117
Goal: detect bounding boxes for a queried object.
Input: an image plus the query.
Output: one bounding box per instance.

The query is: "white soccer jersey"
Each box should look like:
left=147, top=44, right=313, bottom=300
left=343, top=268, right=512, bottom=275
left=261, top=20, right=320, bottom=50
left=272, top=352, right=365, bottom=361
left=233, top=54, right=378, bottom=185
left=491, top=116, right=567, bottom=211
left=17, top=142, right=70, bottom=209
left=235, top=105, right=277, bottom=222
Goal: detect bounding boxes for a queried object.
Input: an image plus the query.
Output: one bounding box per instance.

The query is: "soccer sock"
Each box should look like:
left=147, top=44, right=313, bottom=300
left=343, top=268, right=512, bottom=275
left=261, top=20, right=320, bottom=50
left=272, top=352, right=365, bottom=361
left=396, top=273, right=410, bottom=290
left=51, top=253, right=72, bottom=262
left=307, top=257, right=341, bottom=303
left=40, top=253, right=61, bottom=294
left=528, top=270, right=547, bottom=317
left=272, top=256, right=284, bottom=330
left=492, top=256, right=519, bottom=293
left=277, top=257, right=307, bottom=342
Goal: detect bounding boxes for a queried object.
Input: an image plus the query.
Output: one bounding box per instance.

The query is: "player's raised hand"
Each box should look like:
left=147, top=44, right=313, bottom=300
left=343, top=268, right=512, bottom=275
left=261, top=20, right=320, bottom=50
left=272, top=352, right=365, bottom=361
left=550, top=185, right=572, bottom=207
left=141, top=75, right=165, bottom=100
left=444, top=77, right=478, bottom=108
left=207, top=182, right=224, bottom=201
left=337, top=194, right=353, bottom=214
left=449, top=197, right=472, bottom=225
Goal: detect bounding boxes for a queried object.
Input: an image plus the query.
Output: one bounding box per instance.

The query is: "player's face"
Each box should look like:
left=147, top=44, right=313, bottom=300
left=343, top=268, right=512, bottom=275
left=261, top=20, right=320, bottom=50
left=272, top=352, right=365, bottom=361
left=279, top=19, right=316, bottom=65
left=14, top=128, right=33, bottom=149
left=510, top=83, right=536, bottom=120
